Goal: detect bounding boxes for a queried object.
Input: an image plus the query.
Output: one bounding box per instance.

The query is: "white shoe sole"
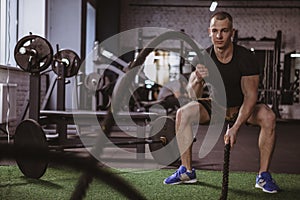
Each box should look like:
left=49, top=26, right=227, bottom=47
left=163, top=179, right=197, bottom=185
left=183, top=179, right=197, bottom=184
left=255, top=183, right=278, bottom=193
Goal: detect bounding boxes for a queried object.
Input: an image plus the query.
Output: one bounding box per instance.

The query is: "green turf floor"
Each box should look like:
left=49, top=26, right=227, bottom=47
left=0, top=165, right=299, bottom=200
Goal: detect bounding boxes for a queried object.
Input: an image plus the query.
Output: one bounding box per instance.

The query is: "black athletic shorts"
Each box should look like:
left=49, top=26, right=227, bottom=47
left=197, top=98, right=239, bottom=123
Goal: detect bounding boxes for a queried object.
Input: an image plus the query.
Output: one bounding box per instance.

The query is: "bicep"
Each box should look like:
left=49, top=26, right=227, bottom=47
left=241, top=75, right=259, bottom=97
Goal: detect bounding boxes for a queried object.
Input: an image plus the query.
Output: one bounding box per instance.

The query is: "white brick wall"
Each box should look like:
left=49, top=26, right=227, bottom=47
left=0, top=66, right=47, bottom=135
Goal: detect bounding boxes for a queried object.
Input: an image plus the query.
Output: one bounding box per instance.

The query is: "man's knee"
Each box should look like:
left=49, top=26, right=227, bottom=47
left=176, top=103, right=200, bottom=125
left=176, top=107, right=189, bottom=126
left=258, top=105, right=276, bottom=129
left=176, top=108, right=182, bottom=125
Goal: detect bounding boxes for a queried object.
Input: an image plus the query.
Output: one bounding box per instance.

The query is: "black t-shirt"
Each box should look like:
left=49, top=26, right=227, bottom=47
left=192, top=44, right=260, bottom=107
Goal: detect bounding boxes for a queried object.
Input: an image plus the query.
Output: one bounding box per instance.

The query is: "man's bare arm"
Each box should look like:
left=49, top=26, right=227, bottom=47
left=224, top=74, right=259, bottom=146
left=233, top=75, right=259, bottom=130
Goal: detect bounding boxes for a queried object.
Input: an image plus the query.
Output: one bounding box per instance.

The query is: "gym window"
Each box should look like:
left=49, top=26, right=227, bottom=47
left=0, top=0, right=46, bottom=66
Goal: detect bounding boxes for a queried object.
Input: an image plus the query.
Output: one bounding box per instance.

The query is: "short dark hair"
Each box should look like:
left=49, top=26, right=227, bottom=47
left=210, top=11, right=233, bottom=28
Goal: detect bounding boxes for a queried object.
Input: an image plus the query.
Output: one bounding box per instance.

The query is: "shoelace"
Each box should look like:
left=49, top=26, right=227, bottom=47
left=172, top=168, right=185, bottom=178
left=261, top=174, right=278, bottom=190
left=174, top=169, right=181, bottom=177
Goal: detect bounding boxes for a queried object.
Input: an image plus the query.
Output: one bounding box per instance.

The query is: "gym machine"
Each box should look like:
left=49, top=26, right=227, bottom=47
left=237, top=30, right=283, bottom=117
left=281, top=51, right=300, bottom=105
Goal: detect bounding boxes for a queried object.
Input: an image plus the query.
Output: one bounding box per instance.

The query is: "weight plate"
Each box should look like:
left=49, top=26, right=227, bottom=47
left=149, top=116, right=180, bottom=165
left=52, top=49, right=81, bottom=78
left=14, top=119, right=49, bottom=179
left=14, top=35, right=53, bottom=73
left=84, top=72, right=102, bottom=92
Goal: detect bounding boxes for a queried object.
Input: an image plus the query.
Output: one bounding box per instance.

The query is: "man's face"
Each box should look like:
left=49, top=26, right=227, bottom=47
left=208, top=17, right=234, bottom=50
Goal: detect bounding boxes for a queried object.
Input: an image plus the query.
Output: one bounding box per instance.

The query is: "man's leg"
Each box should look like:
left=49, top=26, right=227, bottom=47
left=176, top=101, right=210, bottom=170
left=247, top=104, right=276, bottom=173
left=163, top=101, right=210, bottom=185
left=247, top=104, right=279, bottom=193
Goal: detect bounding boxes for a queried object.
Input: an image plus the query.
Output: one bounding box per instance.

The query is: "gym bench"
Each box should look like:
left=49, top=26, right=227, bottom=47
left=40, top=110, right=160, bottom=160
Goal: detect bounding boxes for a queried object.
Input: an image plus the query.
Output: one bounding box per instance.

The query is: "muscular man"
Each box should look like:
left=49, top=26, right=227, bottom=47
left=163, top=11, right=280, bottom=194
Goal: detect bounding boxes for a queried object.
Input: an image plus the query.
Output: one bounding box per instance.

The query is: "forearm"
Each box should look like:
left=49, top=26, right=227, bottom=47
left=232, top=94, right=257, bottom=130
left=187, top=72, right=204, bottom=99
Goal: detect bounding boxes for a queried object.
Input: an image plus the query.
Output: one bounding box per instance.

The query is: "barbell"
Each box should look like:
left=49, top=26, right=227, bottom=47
left=14, top=116, right=180, bottom=179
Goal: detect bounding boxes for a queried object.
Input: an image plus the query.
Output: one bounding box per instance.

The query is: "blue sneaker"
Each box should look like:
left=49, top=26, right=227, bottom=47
left=255, top=172, right=280, bottom=193
left=163, top=165, right=197, bottom=185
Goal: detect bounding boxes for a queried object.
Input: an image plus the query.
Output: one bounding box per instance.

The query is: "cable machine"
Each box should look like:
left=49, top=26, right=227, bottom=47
left=237, top=30, right=282, bottom=118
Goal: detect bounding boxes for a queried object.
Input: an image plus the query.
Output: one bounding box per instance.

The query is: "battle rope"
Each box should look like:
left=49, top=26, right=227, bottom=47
left=0, top=143, right=146, bottom=200
left=219, top=142, right=231, bottom=200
